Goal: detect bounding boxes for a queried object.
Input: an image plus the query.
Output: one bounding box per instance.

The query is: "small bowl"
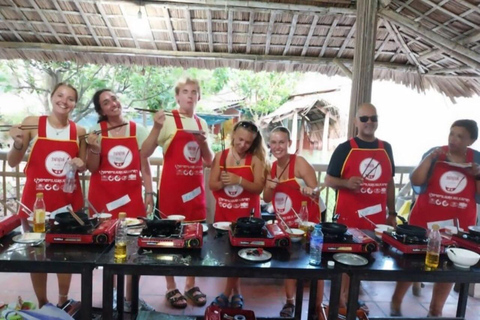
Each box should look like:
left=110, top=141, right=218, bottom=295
left=374, top=224, right=393, bottom=238
left=287, top=228, right=305, bottom=242
left=167, top=215, right=186, bottom=222
left=94, top=213, right=112, bottom=223
left=447, top=248, right=480, bottom=269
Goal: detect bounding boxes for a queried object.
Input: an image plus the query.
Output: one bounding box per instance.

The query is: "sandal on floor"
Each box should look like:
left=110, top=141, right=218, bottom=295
left=185, top=286, right=207, bottom=307
left=211, top=293, right=229, bottom=308
left=280, top=302, right=295, bottom=318
left=57, top=299, right=81, bottom=316
left=166, top=289, right=187, bottom=309
left=357, top=300, right=370, bottom=315
left=230, top=294, right=244, bottom=309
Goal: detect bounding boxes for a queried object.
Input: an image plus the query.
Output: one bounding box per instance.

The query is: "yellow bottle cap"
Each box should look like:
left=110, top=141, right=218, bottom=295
left=118, top=212, right=127, bottom=219
left=36, top=192, right=43, bottom=198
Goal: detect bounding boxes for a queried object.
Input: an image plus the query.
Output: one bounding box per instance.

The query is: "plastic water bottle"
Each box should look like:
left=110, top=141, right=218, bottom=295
left=425, top=224, right=441, bottom=270
left=33, top=192, right=46, bottom=233
left=63, top=162, right=76, bottom=193
left=114, top=212, right=127, bottom=262
left=309, top=224, right=323, bottom=265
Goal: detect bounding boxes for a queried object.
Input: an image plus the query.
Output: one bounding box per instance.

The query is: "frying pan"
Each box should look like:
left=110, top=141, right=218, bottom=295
left=468, top=226, right=480, bottom=236
left=55, top=211, right=90, bottom=226
left=394, top=215, right=427, bottom=238
left=236, top=216, right=265, bottom=234
left=319, top=222, right=347, bottom=235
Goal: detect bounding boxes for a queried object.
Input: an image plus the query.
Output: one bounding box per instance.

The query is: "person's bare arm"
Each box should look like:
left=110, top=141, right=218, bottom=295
left=7, top=116, right=37, bottom=168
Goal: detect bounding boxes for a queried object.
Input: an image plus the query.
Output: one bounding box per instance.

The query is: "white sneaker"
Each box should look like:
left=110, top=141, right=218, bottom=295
left=124, top=298, right=155, bottom=313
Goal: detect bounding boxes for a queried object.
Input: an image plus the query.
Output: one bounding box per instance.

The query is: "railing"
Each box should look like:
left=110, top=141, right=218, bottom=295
left=0, top=151, right=414, bottom=222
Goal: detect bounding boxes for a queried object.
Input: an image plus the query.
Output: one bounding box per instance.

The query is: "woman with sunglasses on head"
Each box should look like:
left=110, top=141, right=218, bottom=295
left=209, top=120, right=268, bottom=309
left=391, top=120, right=480, bottom=318
left=7, top=82, right=85, bottom=312
left=263, top=126, right=326, bottom=318
left=86, top=89, right=155, bottom=313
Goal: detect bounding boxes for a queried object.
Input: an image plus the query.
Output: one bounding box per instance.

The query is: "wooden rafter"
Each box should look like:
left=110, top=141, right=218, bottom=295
left=96, top=1, right=121, bottom=47
left=301, top=15, right=319, bottom=56
left=206, top=9, right=213, bottom=52
left=228, top=10, right=233, bottom=54
left=337, top=21, right=355, bottom=58
left=320, top=16, right=339, bottom=57
left=420, top=0, right=479, bottom=30
left=265, top=11, right=277, bottom=55
left=162, top=7, right=177, bottom=51
left=28, top=0, right=63, bottom=44
left=185, top=9, right=195, bottom=51
left=246, top=11, right=254, bottom=54
left=52, top=0, right=82, bottom=46
left=7, top=0, right=44, bottom=42
left=283, top=13, right=298, bottom=56
left=73, top=0, right=101, bottom=46
left=119, top=4, right=140, bottom=49
left=0, top=11, right=24, bottom=42
left=375, top=21, right=392, bottom=59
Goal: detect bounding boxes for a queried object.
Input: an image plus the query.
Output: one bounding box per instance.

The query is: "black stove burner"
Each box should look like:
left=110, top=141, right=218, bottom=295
left=232, top=225, right=270, bottom=238
left=323, top=231, right=354, bottom=243
left=142, top=224, right=183, bottom=238
left=390, top=231, right=427, bottom=245
left=49, top=221, right=95, bottom=234
left=460, top=232, right=480, bottom=244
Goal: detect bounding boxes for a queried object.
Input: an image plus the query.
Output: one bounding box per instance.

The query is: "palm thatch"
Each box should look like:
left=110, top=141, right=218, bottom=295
left=0, top=0, right=478, bottom=99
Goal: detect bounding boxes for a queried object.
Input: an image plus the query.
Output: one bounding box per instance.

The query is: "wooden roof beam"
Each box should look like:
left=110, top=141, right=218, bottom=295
left=206, top=9, right=213, bottom=52
left=96, top=1, right=121, bottom=47
left=420, top=0, right=480, bottom=30
left=336, top=21, right=355, bottom=58
left=0, top=11, right=24, bottom=42
left=227, top=10, right=233, bottom=54
left=162, top=7, right=177, bottom=51
left=246, top=12, right=254, bottom=54
left=375, top=21, right=392, bottom=60
left=283, top=13, right=298, bottom=56
left=52, top=0, right=81, bottom=45
left=333, top=57, right=352, bottom=79
left=28, top=0, right=63, bottom=44
left=7, top=0, right=43, bottom=42
left=73, top=0, right=101, bottom=46
left=319, top=16, right=339, bottom=57
left=185, top=9, right=195, bottom=51
left=119, top=4, right=140, bottom=49
left=265, top=11, right=277, bottom=55
left=301, top=15, right=319, bottom=56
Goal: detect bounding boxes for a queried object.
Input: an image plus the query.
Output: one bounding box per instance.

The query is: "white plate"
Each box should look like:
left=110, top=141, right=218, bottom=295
left=238, top=248, right=272, bottom=262
left=213, top=221, right=231, bottom=231
left=202, top=223, right=208, bottom=233
left=333, top=253, right=369, bottom=266
left=183, top=129, right=203, bottom=135
left=125, top=218, right=143, bottom=227
left=127, top=227, right=143, bottom=236
left=12, top=233, right=45, bottom=244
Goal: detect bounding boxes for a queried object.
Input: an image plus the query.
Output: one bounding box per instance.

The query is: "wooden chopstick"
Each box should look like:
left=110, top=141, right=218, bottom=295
left=68, top=207, right=85, bottom=226
left=134, top=108, right=185, bottom=118
left=80, top=122, right=128, bottom=138
left=0, top=125, right=38, bottom=132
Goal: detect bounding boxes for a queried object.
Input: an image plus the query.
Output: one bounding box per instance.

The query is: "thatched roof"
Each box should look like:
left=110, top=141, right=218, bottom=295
left=0, top=0, right=479, bottom=99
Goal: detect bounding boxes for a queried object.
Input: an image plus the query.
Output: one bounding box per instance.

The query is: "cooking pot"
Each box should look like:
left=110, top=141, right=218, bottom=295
left=54, top=211, right=90, bottom=226
left=319, top=222, right=347, bottom=235
left=468, top=226, right=480, bottom=236
left=236, top=216, right=265, bottom=234
left=395, top=216, right=427, bottom=238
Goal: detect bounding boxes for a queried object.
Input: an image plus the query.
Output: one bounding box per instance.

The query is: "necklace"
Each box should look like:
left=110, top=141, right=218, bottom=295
left=109, top=122, right=125, bottom=136
left=231, top=150, right=244, bottom=165
left=53, top=126, right=67, bottom=136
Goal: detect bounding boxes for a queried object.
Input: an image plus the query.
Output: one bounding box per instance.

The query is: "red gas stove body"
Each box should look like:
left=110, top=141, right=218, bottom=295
left=452, top=232, right=480, bottom=253
left=322, top=228, right=378, bottom=253
left=229, top=223, right=290, bottom=248
left=0, top=215, right=21, bottom=238
left=138, top=223, right=203, bottom=249
left=45, top=219, right=117, bottom=244
left=382, top=231, right=456, bottom=254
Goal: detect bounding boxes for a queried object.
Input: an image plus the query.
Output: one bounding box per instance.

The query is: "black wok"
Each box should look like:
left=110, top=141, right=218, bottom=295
left=54, top=211, right=90, bottom=226
left=236, top=216, right=265, bottom=234
left=395, top=218, right=427, bottom=238
left=319, top=222, right=348, bottom=235
left=468, top=226, right=480, bottom=236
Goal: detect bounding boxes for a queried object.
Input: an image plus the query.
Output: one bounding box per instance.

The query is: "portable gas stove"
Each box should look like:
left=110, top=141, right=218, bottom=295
left=138, top=222, right=203, bottom=249
left=382, top=231, right=456, bottom=254
left=45, top=219, right=117, bottom=244
left=322, top=228, right=377, bottom=253
left=452, top=231, right=480, bottom=253
left=0, top=215, right=21, bottom=238
left=229, top=223, right=290, bottom=248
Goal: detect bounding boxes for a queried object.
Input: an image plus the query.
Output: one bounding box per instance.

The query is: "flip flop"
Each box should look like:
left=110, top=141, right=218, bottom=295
left=211, top=293, right=229, bottom=308
left=165, top=289, right=187, bottom=309
left=280, top=302, right=295, bottom=318
left=184, top=286, right=207, bottom=307
left=230, top=294, right=244, bottom=309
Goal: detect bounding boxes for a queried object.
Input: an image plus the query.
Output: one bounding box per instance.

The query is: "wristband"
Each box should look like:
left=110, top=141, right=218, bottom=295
left=13, top=142, right=23, bottom=150
left=388, top=211, right=398, bottom=217
left=89, top=148, right=100, bottom=155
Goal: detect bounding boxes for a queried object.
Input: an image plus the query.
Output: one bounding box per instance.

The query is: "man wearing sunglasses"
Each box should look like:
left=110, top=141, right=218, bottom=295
left=324, top=103, right=396, bottom=315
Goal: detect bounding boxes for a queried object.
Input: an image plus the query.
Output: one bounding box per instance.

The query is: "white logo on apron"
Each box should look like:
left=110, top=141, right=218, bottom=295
left=183, top=141, right=200, bottom=164
left=45, top=151, right=71, bottom=177
left=359, top=158, right=382, bottom=181
left=274, top=192, right=292, bottom=215
left=108, top=145, right=132, bottom=169
left=224, top=184, right=243, bottom=198
left=440, top=171, right=467, bottom=194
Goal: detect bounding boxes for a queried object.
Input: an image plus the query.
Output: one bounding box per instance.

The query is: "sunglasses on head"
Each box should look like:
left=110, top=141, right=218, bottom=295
left=358, top=115, right=378, bottom=123
left=237, top=121, right=258, bottom=133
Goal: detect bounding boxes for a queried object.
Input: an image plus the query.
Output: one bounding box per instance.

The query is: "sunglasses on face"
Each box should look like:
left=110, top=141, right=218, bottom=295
left=237, top=121, right=258, bottom=133
left=358, top=115, right=378, bottom=123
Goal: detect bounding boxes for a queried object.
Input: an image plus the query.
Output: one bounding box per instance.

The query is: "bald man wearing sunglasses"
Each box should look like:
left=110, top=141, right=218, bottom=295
left=324, top=103, right=397, bottom=316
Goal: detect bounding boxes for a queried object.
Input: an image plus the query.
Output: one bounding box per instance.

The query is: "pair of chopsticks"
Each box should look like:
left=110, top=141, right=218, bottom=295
left=0, top=125, right=38, bottom=132
left=15, top=200, right=33, bottom=217
left=68, top=207, right=85, bottom=226
left=134, top=108, right=185, bottom=118
left=80, top=122, right=128, bottom=138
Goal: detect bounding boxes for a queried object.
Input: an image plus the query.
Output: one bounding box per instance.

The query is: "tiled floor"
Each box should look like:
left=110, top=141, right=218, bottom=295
left=1, top=271, right=480, bottom=319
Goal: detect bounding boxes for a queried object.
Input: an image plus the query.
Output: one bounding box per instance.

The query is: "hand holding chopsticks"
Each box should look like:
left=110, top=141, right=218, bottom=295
left=134, top=108, right=185, bottom=119
left=0, top=124, right=38, bottom=132
left=80, top=122, right=128, bottom=139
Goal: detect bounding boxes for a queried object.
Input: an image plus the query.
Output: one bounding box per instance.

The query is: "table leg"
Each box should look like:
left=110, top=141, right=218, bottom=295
left=328, top=274, right=341, bottom=320
left=131, top=274, right=140, bottom=319
left=102, top=267, right=115, bottom=320
left=117, top=273, right=125, bottom=319
left=80, top=267, right=93, bottom=320
left=456, top=283, right=469, bottom=318
left=307, top=280, right=316, bottom=320
left=346, top=274, right=360, bottom=320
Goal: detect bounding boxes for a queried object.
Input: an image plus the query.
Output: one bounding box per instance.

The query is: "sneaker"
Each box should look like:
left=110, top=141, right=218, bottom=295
left=124, top=298, right=155, bottom=313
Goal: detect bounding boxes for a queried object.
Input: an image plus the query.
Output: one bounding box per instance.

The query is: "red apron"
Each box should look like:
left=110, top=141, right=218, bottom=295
left=335, top=139, right=392, bottom=230
left=271, top=155, right=321, bottom=227
left=88, top=121, right=144, bottom=219
left=409, top=146, right=477, bottom=230
left=213, top=149, right=260, bottom=222
left=158, top=110, right=206, bottom=222
left=20, top=116, right=83, bottom=216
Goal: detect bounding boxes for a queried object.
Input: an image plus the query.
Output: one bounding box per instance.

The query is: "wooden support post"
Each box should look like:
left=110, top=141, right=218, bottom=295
left=291, top=112, right=298, bottom=153
left=322, top=112, right=330, bottom=151
left=348, top=0, right=378, bottom=138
